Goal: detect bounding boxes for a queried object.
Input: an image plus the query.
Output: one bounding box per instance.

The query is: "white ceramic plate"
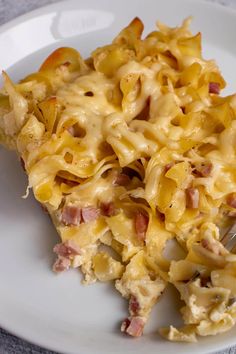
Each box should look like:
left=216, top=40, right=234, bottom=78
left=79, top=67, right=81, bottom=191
left=1, top=0, right=236, bottom=353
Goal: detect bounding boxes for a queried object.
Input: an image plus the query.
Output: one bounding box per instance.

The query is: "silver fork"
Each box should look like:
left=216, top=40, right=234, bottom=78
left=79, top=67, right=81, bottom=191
left=221, top=223, right=236, bottom=252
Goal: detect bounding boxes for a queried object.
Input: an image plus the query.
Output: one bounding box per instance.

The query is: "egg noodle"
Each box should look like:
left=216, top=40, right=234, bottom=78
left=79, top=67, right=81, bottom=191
left=1, top=17, right=236, bottom=342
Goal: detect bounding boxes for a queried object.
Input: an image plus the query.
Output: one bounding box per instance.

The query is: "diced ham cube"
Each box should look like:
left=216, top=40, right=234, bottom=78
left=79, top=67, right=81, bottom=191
left=81, top=207, right=100, bottom=223
left=201, top=238, right=211, bottom=251
left=121, top=316, right=145, bottom=337
left=226, top=193, right=236, bottom=209
left=186, top=188, right=199, bottom=209
left=121, top=318, right=131, bottom=333
left=53, top=240, right=81, bottom=258
left=227, top=211, right=236, bottom=218
left=113, top=173, right=130, bottom=186
left=100, top=202, right=116, bottom=217
left=201, top=238, right=222, bottom=255
left=53, top=257, right=71, bottom=273
left=194, top=162, right=213, bottom=177
left=52, top=240, right=81, bottom=273
left=67, top=126, right=75, bottom=136
left=61, top=205, right=100, bottom=225
left=209, top=82, right=220, bottom=94
left=199, top=163, right=213, bottom=177
left=61, top=205, right=81, bottom=226
left=134, top=212, right=149, bottom=241
left=164, top=162, right=174, bottom=173
left=129, top=295, right=140, bottom=316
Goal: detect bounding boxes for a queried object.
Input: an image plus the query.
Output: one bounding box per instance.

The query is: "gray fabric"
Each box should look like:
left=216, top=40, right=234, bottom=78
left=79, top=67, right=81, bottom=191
left=0, top=0, right=59, bottom=25
left=0, top=0, right=236, bottom=353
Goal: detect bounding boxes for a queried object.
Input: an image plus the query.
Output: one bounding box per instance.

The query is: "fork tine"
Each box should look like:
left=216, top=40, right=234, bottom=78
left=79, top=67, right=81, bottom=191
left=221, top=223, right=236, bottom=251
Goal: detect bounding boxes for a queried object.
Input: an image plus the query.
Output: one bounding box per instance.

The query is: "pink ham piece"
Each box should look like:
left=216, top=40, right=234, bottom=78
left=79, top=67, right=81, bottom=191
left=186, top=188, right=199, bottom=209
left=121, top=316, right=145, bottom=337
left=226, top=193, right=236, bottom=209
left=164, top=162, right=174, bottom=173
left=53, top=240, right=81, bottom=258
left=67, top=126, right=75, bottom=136
left=129, top=295, right=140, bottom=316
left=134, top=212, right=149, bottom=241
left=201, top=238, right=222, bottom=255
left=53, top=257, right=71, bottom=272
left=227, top=211, right=236, bottom=218
left=195, top=162, right=213, bottom=177
left=81, top=207, right=100, bottom=223
left=53, top=240, right=81, bottom=273
left=113, top=173, right=130, bottom=186
left=61, top=205, right=81, bottom=226
left=100, top=202, right=116, bottom=217
left=209, top=82, right=220, bottom=94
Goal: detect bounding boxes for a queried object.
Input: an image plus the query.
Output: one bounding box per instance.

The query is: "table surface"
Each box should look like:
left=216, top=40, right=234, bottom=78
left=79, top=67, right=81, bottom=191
left=1, top=0, right=236, bottom=353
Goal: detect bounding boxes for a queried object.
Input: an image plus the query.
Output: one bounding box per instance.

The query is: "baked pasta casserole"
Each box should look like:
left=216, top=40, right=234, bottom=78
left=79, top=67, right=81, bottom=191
left=1, top=17, right=236, bottom=342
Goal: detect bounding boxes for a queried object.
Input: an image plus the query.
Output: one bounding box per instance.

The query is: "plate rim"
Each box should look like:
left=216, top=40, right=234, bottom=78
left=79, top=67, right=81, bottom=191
left=1, top=0, right=236, bottom=353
